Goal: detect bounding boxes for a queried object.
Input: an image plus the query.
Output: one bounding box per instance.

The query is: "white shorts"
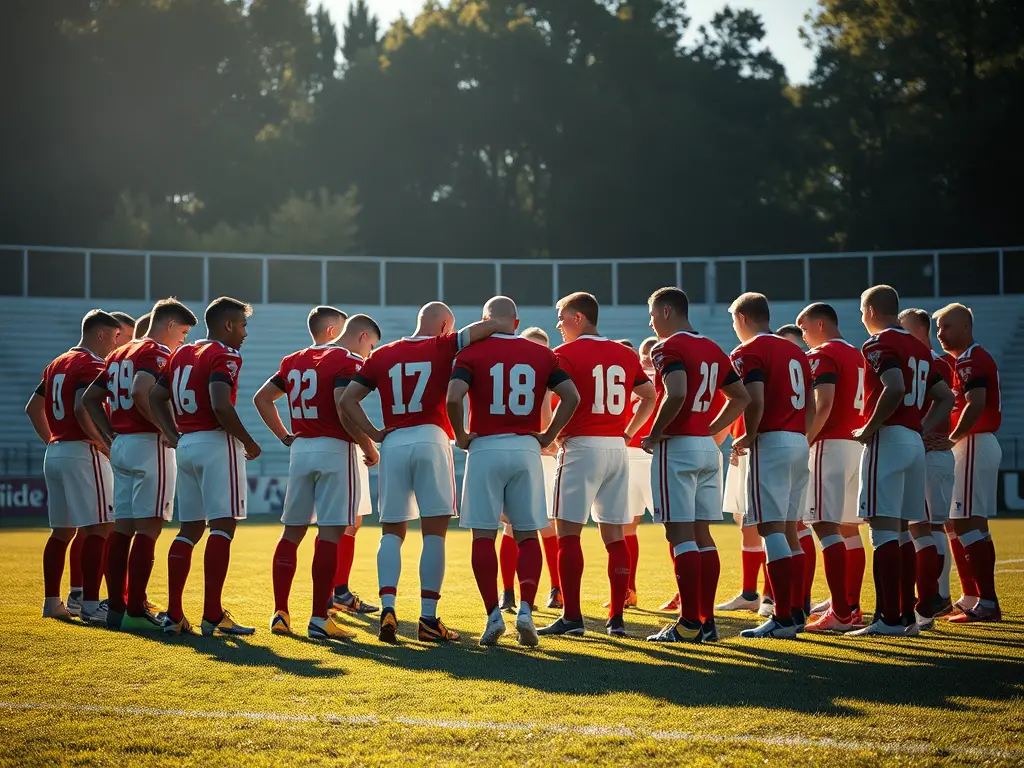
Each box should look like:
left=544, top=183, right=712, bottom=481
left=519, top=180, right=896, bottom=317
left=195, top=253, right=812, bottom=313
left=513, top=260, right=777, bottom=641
left=745, top=432, right=810, bottom=526
left=280, top=437, right=371, bottom=527
left=627, top=447, right=654, bottom=519
left=858, top=425, right=925, bottom=521
left=651, top=436, right=722, bottom=524
left=551, top=436, right=629, bottom=525
left=378, top=425, right=456, bottom=523
left=43, top=441, right=114, bottom=529
left=925, top=449, right=954, bottom=524
left=110, top=433, right=175, bottom=521
left=175, top=431, right=248, bottom=522
left=805, top=439, right=861, bottom=525
left=541, top=454, right=557, bottom=517
left=461, top=435, right=547, bottom=532
left=723, top=451, right=747, bottom=517
left=951, top=432, right=1001, bottom=519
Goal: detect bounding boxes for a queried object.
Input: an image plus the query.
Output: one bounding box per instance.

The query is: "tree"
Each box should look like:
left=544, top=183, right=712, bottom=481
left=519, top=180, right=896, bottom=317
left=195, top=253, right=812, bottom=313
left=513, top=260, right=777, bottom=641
left=342, top=0, right=381, bottom=65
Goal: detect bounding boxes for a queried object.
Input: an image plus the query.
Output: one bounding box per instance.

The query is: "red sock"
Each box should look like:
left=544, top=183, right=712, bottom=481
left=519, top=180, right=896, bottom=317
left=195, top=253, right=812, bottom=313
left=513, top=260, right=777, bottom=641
left=800, top=534, right=816, bottom=604
left=966, top=538, right=997, bottom=602
left=203, top=532, right=232, bottom=623
left=874, top=541, right=901, bottom=625
left=517, top=537, right=542, bottom=609
left=557, top=536, right=584, bottom=621
left=104, top=531, right=132, bottom=612
left=498, top=533, right=519, bottom=593
left=43, top=535, right=69, bottom=598
left=126, top=534, right=156, bottom=615
left=100, top=534, right=111, bottom=593
left=900, top=540, right=916, bottom=619
left=699, top=547, right=720, bottom=623
left=472, top=537, right=499, bottom=613
left=624, top=534, right=639, bottom=593
left=272, top=538, right=299, bottom=613
left=69, top=530, right=84, bottom=589
left=915, top=542, right=939, bottom=615
left=741, top=547, right=764, bottom=594
left=81, top=534, right=106, bottom=602
left=950, top=536, right=978, bottom=598
left=765, top=556, right=792, bottom=620
left=845, top=544, right=865, bottom=609
left=821, top=541, right=850, bottom=619
left=312, top=537, right=337, bottom=619
left=789, top=550, right=805, bottom=616
left=166, top=537, right=195, bottom=622
left=762, top=561, right=774, bottom=601
left=606, top=540, right=630, bottom=618
left=541, top=534, right=560, bottom=589
left=334, top=533, right=356, bottom=592
left=673, top=545, right=701, bottom=623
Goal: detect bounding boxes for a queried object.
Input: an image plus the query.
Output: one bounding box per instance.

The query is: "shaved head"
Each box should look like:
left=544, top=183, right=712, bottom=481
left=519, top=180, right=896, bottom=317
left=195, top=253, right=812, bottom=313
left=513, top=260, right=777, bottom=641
left=484, top=295, right=517, bottom=321
left=416, top=301, right=456, bottom=336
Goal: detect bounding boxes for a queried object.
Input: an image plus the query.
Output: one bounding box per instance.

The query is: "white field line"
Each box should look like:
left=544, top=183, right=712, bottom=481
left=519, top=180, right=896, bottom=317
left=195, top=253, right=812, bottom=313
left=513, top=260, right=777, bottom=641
left=2, top=700, right=1021, bottom=760
left=995, top=558, right=1024, bottom=565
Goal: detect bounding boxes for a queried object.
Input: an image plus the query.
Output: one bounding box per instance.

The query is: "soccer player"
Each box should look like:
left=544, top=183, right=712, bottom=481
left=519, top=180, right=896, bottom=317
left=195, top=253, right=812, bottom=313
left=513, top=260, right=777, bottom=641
left=642, top=288, right=749, bottom=643
left=134, top=313, right=152, bottom=340
left=82, top=298, right=196, bottom=630
left=254, top=308, right=382, bottom=640
left=796, top=302, right=867, bottom=632
left=728, top=292, right=814, bottom=639
left=899, top=307, right=955, bottom=625
left=150, top=296, right=262, bottom=636
left=537, top=292, right=656, bottom=638
left=934, top=302, right=1003, bottom=623
left=775, top=324, right=805, bottom=348
left=847, top=286, right=953, bottom=637
left=26, top=310, right=123, bottom=620
left=447, top=297, right=580, bottom=646
left=340, top=302, right=501, bottom=643
left=111, top=312, right=137, bottom=341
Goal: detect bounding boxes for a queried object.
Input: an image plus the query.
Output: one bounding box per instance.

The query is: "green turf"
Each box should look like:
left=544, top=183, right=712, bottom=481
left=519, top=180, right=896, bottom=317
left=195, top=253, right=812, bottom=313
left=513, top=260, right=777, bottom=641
left=1, top=521, right=1022, bottom=766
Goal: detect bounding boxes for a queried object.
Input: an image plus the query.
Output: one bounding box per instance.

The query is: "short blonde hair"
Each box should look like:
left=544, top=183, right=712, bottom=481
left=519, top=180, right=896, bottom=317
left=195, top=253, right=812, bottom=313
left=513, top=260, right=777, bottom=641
left=520, top=326, right=549, bottom=344
left=861, top=285, right=899, bottom=316
left=932, top=302, right=973, bottom=326
left=728, top=292, right=770, bottom=323
left=898, top=308, right=930, bottom=333
left=639, top=336, right=659, bottom=355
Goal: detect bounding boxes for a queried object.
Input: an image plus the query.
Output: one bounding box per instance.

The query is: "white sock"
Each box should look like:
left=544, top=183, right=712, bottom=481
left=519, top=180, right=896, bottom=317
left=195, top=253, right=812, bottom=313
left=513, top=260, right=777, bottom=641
left=310, top=616, right=327, bottom=628
left=898, top=529, right=912, bottom=546
left=870, top=528, right=899, bottom=549
left=377, top=533, right=403, bottom=612
left=959, top=529, right=986, bottom=548
left=912, top=534, right=936, bottom=552
left=763, top=533, right=790, bottom=563
left=844, top=533, right=864, bottom=551
left=820, top=534, right=845, bottom=550
left=672, top=541, right=698, bottom=557
left=419, top=535, right=446, bottom=619
left=935, top=531, right=951, bottom=599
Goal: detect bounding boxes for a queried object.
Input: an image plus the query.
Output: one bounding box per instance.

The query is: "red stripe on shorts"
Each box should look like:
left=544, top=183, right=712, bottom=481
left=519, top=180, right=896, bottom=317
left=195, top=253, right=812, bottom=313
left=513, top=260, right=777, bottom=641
left=227, top=435, right=238, bottom=518
left=90, top=446, right=104, bottom=523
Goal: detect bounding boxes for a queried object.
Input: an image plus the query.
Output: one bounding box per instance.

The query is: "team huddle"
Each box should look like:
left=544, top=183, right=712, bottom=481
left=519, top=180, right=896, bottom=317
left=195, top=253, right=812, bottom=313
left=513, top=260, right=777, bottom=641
left=27, top=283, right=1002, bottom=646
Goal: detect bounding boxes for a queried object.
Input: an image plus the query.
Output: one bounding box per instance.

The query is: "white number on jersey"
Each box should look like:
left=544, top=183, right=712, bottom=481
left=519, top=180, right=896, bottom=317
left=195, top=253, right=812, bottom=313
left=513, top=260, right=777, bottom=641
left=106, top=360, right=136, bottom=412
left=591, top=364, right=626, bottom=415
left=903, top=357, right=929, bottom=409
left=854, top=367, right=865, bottom=412
left=789, top=359, right=806, bottom=409
left=488, top=363, right=536, bottom=416
left=388, top=361, right=431, bottom=415
left=691, top=361, right=719, bottom=413
left=287, top=369, right=319, bottom=419
left=171, top=365, right=197, bottom=416
left=51, top=373, right=66, bottom=420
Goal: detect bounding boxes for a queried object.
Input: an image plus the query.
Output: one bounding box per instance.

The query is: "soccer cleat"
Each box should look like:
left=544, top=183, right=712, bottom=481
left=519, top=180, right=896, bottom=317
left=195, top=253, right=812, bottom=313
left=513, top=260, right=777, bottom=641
left=499, top=589, right=517, bottom=613
left=625, top=589, right=638, bottom=609
left=537, top=617, right=586, bottom=637
left=846, top=619, right=907, bottom=637
left=716, top=592, right=760, bottom=612
left=145, top=599, right=163, bottom=617
left=80, top=600, right=109, bottom=625
left=105, top=608, right=124, bottom=630
left=647, top=618, right=702, bottom=643
left=757, top=596, right=775, bottom=617
left=605, top=614, right=627, bottom=638
left=270, top=610, right=292, bottom=634
left=701, top=619, right=719, bottom=642
left=810, top=598, right=831, bottom=615
left=952, top=595, right=978, bottom=615
left=793, top=608, right=807, bottom=634
left=515, top=611, right=539, bottom=647
left=418, top=616, right=460, bottom=643
left=42, top=597, right=73, bottom=621
left=915, top=611, right=935, bottom=632
left=308, top=615, right=357, bottom=640
left=546, top=587, right=563, bottom=610
left=903, top=621, right=921, bottom=637
left=120, top=611, right=163, bottom=632
left=933, top=596, right=953, bottom=617
left=66, top=591, right=83, bottom=618
left=805, top=609, right=856, bottom=633
left=161, top=614, right=194, bottom=635
left=739, top=616, right=797, bottom=639
left=947, top=603, right=1002, bottom=623
left=201, top=610, right=256, bottom=637
left=850, top=608, right=865, bottom=626
left=331, top=593, right=379, bottom=615
left=658, top=593, right=681, bottom=612
left=479, top=608, right=506, bottom=646
left=378, top=608, right=398, bottom=643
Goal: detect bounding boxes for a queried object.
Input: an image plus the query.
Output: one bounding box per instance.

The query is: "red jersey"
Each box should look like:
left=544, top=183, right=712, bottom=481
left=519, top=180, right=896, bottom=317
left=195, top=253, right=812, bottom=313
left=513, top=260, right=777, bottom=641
left=925, top=350, right=954, bottom=441
left=164, top=340, right=242, bottom=434
left=627, top=371, right=660, bottom=448
left=355, top=334, right=464, bottom=437
left=38, top=348, right=106, bottom=443
left=952, top=343, right=1001, bottom=434
left=651, top=331, right=739, bottom=437
left=271, top=345, right=362, bottom=441
left=555, top=335, right=650, bottom=439
left=100, top=339, right=172, bottom=435
left=730, top=333, right=812, bottom=434
left=806, top=338, right=865, bottom=442
left=728, top=414, right=745, bottom=439
left=452, top=334, right=568, bottom=437
left=861, top=327, right=938, bottom=433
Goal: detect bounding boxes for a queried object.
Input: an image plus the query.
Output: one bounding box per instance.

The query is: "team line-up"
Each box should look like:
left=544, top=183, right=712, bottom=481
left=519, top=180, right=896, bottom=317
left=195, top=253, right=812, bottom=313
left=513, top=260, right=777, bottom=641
left=27, top=284, right=1002, bottom=646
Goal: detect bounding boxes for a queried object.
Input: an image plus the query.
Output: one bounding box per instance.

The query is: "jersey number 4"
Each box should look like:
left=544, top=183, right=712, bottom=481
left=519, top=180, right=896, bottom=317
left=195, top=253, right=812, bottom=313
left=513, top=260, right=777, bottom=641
left=388, top=362, right=430, bottom=415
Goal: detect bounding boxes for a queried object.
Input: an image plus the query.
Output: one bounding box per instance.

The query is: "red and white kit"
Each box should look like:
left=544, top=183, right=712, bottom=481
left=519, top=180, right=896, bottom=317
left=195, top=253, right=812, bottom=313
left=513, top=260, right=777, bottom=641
left=626, top=386, right=659, bottom=519
left=550, top=336, right=650, bottom=525
left=452, top=334, right=569, bottom=531
left=165, top=340, right=247, bottom=522
left=722, top=416, right=746, bottom=517
left=950, top=344, right=1002, bottom=519
left=39, top=348, right=114, bottom=528
left=924, top=351, right=955, bottom=523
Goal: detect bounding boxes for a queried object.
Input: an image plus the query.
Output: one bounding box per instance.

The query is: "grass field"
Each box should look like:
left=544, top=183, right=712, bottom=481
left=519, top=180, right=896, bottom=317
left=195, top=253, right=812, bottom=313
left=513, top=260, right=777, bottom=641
left=1, top=520, right=1023, bottom=766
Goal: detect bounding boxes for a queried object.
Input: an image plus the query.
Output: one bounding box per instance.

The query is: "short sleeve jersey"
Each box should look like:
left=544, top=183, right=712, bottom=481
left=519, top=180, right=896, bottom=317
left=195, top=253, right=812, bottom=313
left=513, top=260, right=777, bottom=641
left=860, top=327, right=937, bottom=432
left=651, top=331, right=739, bottom=437
left=163, top=340, right=242, bottom=434
left=730, top=333, right=812, bottom=434
left=99, top=339, right=172, bottom=435
left=39, top=348, right=106, bottom=443
left=451, top=334, right=569, bottom=437
left=554, top=336, right=650, bottom=439
left=354, top=334, right=463, bottom=437
left=806, top=338, right=866, bottom=442
left=270, top=345, right=362, bottom=441
left=952, top=344, right=1001, bottom=435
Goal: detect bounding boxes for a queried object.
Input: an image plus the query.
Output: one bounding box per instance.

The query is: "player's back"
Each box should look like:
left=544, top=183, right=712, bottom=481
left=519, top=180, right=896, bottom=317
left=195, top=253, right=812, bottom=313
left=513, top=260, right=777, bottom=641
left=808, top=338, right=865, bottom=441
left=105, top=339, right=171, bottom=435
left=926, top=349, right=954, bottom=437
left=167, top=339, right=242, bottom=434
left=278, top=345, right=360, bottom=441
left=555, top=336, right=648, bottom=439
left=731, top=333, right=810, bottom=434
left=953, top=343, right=1001, bottom=434
left=861, top=327, right=933, bottom=432
left=652, top=331, right=734, bottom=437
left=43, top=348, right=106, bottom=442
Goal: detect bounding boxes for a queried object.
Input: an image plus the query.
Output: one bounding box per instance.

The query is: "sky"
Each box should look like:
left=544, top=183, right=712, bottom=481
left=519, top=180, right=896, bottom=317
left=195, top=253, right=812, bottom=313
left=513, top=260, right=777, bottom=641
left=320, top=0, right=818, bottom=83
